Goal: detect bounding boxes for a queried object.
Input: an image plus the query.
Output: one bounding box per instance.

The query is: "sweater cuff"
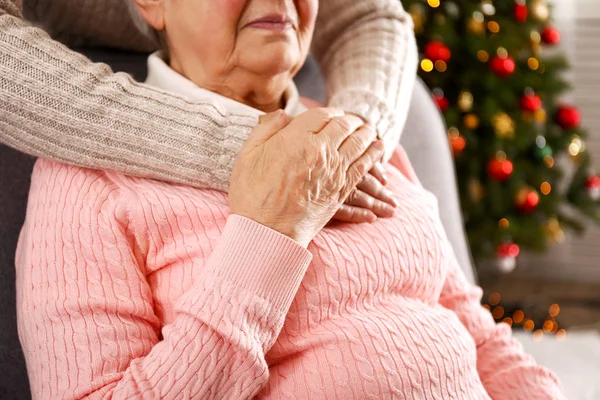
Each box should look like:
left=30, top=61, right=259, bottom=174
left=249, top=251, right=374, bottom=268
left=328, top=89, right=397, bottom=161
left=202, top=214, right=312, bottom=313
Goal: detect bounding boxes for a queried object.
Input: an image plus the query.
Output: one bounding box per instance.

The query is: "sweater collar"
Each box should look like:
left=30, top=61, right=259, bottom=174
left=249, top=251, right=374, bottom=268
left=145, top=51, right=305, bottom=117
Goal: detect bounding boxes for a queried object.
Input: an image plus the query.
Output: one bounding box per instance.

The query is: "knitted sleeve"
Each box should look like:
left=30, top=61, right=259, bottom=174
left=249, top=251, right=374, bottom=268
left=1, top=0, right=416, bottom=187
left=312, top=0, right=418, bottom=162
left=1, top=1, right=252, bottom=191
left=16, top=159, right=312, bottom=399
left=437, top=239, right=566, bottom=399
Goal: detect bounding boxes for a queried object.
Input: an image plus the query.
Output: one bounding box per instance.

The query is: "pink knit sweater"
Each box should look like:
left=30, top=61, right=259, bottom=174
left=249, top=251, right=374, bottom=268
left=16, top=54, right=563, bottom=399
left=16, top=148, right=564, bottom=399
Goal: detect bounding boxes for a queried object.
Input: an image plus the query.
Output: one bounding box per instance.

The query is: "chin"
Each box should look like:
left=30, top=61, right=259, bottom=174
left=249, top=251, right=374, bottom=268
left=244, top=45, right=304, bottom=77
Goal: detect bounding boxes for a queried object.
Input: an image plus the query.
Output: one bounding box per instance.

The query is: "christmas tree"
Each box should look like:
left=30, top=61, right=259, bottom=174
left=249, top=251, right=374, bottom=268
left=403, top=0, right=600, bottom=271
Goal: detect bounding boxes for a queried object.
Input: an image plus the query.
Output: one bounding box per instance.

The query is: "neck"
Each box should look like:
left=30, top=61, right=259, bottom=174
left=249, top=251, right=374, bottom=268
left=169, top=56, right=288, bottom=113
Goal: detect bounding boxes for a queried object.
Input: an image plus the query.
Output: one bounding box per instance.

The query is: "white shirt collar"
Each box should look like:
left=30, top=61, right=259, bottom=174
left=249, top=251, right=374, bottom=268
left=145, top=51, right=306, bottom=118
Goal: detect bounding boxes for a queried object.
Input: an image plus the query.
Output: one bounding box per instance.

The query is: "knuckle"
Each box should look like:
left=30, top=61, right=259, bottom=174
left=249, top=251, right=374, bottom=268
left=331, top=116, right=353, bottom=133
left=311, top=107, right=336, bottom=121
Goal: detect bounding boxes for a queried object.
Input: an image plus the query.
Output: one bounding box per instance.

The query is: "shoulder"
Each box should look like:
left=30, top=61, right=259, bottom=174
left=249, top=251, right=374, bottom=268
left=28, top=159, right=131, bottom=217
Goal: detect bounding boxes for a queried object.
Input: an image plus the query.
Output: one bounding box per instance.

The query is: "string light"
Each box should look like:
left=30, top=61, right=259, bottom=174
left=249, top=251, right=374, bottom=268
left=569, top=136, right=583, bottom=156
left=498, top=218, right=510, bottom=229
left=540, top=182, right=552, bottom=195
left=489, top=292, right=501, bottom=305
left=421, top=59, right=434, bottom=72
left=487, top=21, right=500, bottom=33
left=528, top=57, right=540, bottom=70
left=513, top=310, right=525, bottom=324
left=435, top=60, right=448, bottom=72
left=544, top=155, right=555, bottom=168
left=530, top=31, right=542, bottom=43
left=427, top=0, right=440, bottom=8
left=487, top=296, right=567, bottom=341
left=492, top=306, right=505, bottom=319
left=477, top=50, right=490, bottom=62
left=524, top=320, right=535, bottom=331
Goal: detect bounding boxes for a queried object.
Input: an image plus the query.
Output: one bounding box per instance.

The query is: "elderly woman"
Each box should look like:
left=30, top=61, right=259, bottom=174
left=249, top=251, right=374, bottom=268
left=16, top=0, right=564, bottom=399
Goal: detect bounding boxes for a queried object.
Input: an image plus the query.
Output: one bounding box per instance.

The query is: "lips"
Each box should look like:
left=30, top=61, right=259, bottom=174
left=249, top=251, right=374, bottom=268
left=246, top=13, right=295, bottom=30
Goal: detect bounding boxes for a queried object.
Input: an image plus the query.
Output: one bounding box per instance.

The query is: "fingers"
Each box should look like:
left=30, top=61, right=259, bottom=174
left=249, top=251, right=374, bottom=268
left=369, top=162, right=388, bottom=186
left=318, top=114, right=365, bottom=148
left=344, top=140, right=384, bottom=195
left=286, top=107, right=346, bottom=136
left=250, top=110, right=293, bottom=143
left=355, top=175, right=399, bottom=214
left=332, top=204, right=377, bottom=223
left=338, top=124, right=378, bottom=169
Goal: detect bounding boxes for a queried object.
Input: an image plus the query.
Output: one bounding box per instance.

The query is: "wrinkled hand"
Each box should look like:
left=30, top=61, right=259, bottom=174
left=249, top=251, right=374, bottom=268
left=298, top=98, right=400, bottom=224
left=229, top=108, right=384, bottom=247
left=332, top=163, right=400, bottom=223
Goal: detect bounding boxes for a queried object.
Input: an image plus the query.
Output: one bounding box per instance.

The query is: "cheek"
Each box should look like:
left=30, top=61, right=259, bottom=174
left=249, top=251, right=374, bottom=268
left=297, top=0, right=318, bottom=30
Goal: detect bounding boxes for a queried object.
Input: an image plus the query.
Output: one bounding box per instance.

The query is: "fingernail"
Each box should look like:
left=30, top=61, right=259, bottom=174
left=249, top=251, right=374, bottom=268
left=382, top=173, right=389, bottom=185
left=383, top=204, right=395, bottom=216
left=392, top=197, right=400, bottom=207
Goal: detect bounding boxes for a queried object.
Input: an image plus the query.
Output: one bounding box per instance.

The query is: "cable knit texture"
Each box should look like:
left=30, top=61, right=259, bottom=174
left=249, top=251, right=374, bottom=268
left=0, top=0, right=417, bottom=189
left=16, top=149, right=565, bottom=399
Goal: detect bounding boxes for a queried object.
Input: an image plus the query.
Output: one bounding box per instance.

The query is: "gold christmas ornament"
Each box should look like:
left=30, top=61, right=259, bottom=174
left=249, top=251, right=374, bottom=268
left=545, top=218, right=565, bottom=243
left=532, top=0, right=550, bottom=21
left=468, top=18, right=486, bottom=35
left=469, top=179, right=485, bottom=202
left=477, top=50, right=490, bottom=62
left=535, top=108, right=547, bottom=124
left=492, top=112, right=515, bottom=139
left=458, top=91, right=474, bottom=111
left=408, top=4, right=425, bottom=33
left=464, top=114, right=480, bottom=130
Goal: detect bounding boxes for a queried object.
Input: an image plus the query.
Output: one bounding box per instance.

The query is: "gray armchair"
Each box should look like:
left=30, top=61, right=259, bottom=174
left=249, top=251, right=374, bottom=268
left=0, top=51, right=474, bottom=399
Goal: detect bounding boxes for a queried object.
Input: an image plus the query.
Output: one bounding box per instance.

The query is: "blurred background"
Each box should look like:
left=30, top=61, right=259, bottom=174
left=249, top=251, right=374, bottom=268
left=406, top=0, right=600, bottom=397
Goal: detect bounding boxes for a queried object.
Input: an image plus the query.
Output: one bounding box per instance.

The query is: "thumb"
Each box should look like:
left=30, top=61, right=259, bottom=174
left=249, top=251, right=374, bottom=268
left=249, top=110, right=292, bottom=143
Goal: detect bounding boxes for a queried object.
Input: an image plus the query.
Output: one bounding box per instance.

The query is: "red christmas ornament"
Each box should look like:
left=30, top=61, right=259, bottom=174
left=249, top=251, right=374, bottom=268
left=488, top=158, right=514, bottom=181
left=541, top=25, right=561, bottom=45
left=586, top=175, right=600, bottom=200
left=424, top=41, right=452, bottom=62
left=514, top=3, right=528, bottom=23
left=497, top=242, right=521, bottom=258
left=555, top=105, right=581, bottom=130
left=520, top=93, right=543, bottom=112
left=449, top=135, right=466, bottom=156
left=490, top=55, right=516, bottom=78
left=515, top=188, right=540, bottom=213
left=496, top=242, right=520, bottom=273
left=434, top=93, right=450, bottom=111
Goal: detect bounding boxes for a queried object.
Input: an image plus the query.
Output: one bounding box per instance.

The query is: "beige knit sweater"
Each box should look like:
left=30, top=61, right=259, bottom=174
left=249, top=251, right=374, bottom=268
left=0, top=0, right=417, bottom=190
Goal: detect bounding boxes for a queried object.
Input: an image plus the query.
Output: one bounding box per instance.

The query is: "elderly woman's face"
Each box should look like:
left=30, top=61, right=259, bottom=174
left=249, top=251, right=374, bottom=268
left=137, top=0, right=318, bottom=109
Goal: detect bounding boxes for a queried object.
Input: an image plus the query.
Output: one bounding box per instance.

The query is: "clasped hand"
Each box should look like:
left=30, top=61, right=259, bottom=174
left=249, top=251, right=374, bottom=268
left=229, top=108, right=398, bottom=247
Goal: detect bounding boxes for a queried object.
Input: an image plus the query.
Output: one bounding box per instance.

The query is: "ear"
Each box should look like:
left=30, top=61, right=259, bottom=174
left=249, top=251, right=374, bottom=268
left=134, top=0, right=166, bottom=31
